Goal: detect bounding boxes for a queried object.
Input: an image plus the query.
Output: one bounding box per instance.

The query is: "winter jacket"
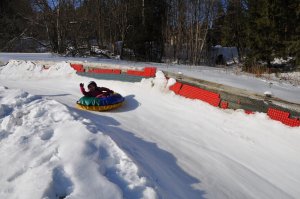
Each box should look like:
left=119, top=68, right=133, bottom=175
left=80, top=85, right=113, bottom=98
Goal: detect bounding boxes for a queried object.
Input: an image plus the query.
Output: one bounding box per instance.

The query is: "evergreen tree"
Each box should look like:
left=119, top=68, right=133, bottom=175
left=246, top=0, right=277, bottom=67
left=246, top=0, right=299, bottom=68
left=208, top=0, right=225, bottom=47
left=272, top=0, right=300, bottom=66
left=0, top=0, right=33, bottom=50
left=221, top=0, right=248, bottom=60
left=125, top=0, right=166, bottom=61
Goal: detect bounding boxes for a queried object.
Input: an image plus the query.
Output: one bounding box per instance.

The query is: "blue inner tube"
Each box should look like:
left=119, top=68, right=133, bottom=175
left=77, top=93, right=125, bottom=106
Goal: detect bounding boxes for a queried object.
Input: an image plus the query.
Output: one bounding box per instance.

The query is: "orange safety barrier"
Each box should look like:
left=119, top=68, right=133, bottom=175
left=126, top=70, right=145, bottom=76
left=267, top=108, right=300, bottom=127
left=126, top=67, right=157, bottom=77
left=144, top=67, right=157, bottom=77
left=70, top=64, right=85, bottom=72
left=88, top=68, right=121, bottom=74
left=178, top=84, right=220, bottom=107
left=267, top=108, right=290, bottom=121
left=77, top=66, right=156, bottom=77
left=281, top=118, right=300, bottom=127
left=168, top=80, right=299, bottom=127
left=112, top=69, right=122, bottom=74
left=244, top=110, right=254, bottom=114
left=169, top=82, right=183, bottom=94
left=220, top=101, right=229, bottom=109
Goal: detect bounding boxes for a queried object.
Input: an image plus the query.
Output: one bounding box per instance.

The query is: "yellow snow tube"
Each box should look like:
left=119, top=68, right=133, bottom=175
left=76, top=101, right=124, bottom=111
left=76, top=93, right=125, bottom=112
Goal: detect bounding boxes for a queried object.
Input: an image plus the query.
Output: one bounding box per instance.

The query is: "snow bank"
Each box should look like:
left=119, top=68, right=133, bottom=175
left=141, top=70, right=176, bottom=94
left=0, top=54, right=299, bottom=199
left=271, top=57, right=294, bottom=65
left=0, top=86, right=156, bottom=199
left=0, top=60, right=76, bottom=79
left=262, top=72, right=300, bottom=86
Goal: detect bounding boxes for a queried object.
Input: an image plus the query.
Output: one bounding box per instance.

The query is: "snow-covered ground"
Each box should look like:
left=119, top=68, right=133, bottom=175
left=1, top=53, right=299, bottom=104
left=0, top=58, right=300, bottom=199
left=0, top=62, right=156, bottom=199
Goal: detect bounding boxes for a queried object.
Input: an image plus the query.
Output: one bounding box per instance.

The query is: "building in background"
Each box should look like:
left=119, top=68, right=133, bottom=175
left=210, top=45, right=239, bottom=66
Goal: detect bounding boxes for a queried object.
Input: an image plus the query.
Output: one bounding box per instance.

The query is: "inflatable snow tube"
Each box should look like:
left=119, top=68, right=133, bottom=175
left=76, top=93, right=125, bottom=111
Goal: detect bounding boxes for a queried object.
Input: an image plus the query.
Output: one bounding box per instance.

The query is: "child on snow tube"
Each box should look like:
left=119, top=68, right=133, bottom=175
left=77, top=81, right=124, bottom=111
left=79, top=81, right=113, bottom=98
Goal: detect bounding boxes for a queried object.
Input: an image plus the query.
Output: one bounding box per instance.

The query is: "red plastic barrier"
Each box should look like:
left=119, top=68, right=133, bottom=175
left=267, top=108, right=290, bottom=121
left=127, top=67, right=157, bottom=77
left=151, top=67, right=157, bottom=76
left=267, top=108, right=300, bottom=127
left=70, top=64, right=84, bottom=72
left=166, top=79, right=298, bottom=127
left=179, top=84, right=220, bottom=99
left=245, top=110, right=254, bottom=114
left=178, top=84, right=220, bottom=107
left=169, top=82, right=182, bottom=94
left=126, top=70, right=145, bottom=76
left=220, top=101, right=229, bottom=109
left=113, top=69, right=121, bottom=74
left=144, top=67, right=157, bottom=77
left=89, top=68, right=112, bottom=73
left=88, top=68, right=121, bottom=74
left=207, top=98, right=221, bottom=107
left=281, top=118, right=300, bottom=127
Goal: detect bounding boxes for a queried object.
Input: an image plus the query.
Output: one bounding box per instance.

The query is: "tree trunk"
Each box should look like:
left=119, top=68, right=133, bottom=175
left=56, top=3, right=61, bottom=53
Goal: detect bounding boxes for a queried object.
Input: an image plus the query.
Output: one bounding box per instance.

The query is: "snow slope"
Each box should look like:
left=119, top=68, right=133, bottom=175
left=0, top=60, right=300, bottom=199
left=0, top=87, right=156, bottom=199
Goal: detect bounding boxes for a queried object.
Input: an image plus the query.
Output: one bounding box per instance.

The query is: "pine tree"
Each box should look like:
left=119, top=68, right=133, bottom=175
left=0, top=0, right=33, bottom=50
left=246, top=0, right=277, bottom=67
left=208, top=0, right=225, bottom=47
left=272, top=0, right=300, bottom=66
left=125, top=0, right=166, bottom=61
left=246, top=0, right=299, bottom=68
left=221, top=0, right=248, bottom=60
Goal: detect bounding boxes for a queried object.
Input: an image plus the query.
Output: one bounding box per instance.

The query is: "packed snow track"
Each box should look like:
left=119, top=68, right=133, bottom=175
left=0, top=60, right=299, bottom=199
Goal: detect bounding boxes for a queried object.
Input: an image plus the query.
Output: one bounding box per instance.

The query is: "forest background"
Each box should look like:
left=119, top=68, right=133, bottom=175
left=0, top=0, right=299, bottom=71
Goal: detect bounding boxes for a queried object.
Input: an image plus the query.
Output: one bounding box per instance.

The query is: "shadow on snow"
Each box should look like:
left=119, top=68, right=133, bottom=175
left=68, top=95, right=206, bottom=199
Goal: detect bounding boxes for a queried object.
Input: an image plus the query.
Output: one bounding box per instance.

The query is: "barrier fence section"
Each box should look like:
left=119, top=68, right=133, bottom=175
left=170, top=79, right=299, bottom=127
left=70, top=63, right=299, bottom=127
left=71, top=63, right=156, bottom=77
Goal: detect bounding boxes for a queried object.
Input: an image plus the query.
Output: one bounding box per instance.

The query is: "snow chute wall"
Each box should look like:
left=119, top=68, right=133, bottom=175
left=70, top=63, right=299, bottom=127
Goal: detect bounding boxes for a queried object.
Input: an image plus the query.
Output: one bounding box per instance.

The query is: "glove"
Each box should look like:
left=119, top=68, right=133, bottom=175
left=80, top=83, right=84, bottom=87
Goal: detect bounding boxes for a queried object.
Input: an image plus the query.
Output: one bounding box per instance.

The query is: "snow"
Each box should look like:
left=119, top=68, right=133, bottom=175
left=1, top=53, right=299, bottom=103
left=271, top=57, right=293, bottom=65
left=262, top=72, right=300, bottom=86
left=0, top=86, right=156, bottom=199
left=0, top=56, right=300, bottom=199
left=264, top=91, right=272, bottom=97
left=0, top=60, right=75, bottom=79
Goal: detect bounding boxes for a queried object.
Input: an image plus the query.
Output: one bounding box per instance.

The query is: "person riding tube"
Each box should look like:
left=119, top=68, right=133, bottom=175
left=80, top=81, right=113, bottom=98
left=77, top=81, right=124, bottom=111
